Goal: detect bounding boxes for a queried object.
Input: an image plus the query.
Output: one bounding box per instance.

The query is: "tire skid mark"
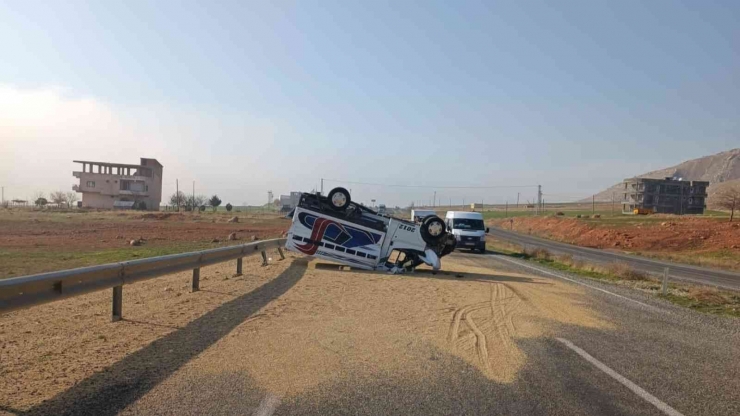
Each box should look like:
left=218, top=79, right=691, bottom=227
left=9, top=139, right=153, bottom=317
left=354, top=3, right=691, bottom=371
left=447, top=282, right=525, bottom=375
left=463, top=307, right=492, bottom=373
left=449, top=302, right=487, bottom=343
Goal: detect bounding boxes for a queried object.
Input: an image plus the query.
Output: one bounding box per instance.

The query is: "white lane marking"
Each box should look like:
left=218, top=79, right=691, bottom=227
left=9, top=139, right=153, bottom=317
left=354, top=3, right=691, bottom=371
left=252, top=393, right=281, bottom=416
left=556, top=338, right=685, bottom=416
left=493, top=255, right=660, bottom=311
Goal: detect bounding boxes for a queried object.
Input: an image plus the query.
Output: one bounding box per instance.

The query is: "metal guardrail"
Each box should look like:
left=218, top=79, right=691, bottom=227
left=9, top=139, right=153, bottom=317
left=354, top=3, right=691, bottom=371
left=0, top=238, right=287, bottom=321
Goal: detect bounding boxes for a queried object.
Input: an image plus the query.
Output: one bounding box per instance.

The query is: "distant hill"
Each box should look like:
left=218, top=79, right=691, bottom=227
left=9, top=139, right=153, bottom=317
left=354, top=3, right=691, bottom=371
left=588, top=148, right=740, bottom=202
left=707, top=178, right=740, bottom=209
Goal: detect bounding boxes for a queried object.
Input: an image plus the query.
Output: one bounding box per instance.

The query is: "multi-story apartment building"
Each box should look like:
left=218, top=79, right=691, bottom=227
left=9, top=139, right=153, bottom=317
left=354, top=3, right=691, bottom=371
left=622, top=177, right=708, bottom=215
left=72, top=158, right=163, bottom=210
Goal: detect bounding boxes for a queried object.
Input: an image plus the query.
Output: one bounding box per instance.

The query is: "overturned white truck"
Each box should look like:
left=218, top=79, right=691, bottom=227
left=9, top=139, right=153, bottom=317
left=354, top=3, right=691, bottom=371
left=285, top=188, right=456, bottom=273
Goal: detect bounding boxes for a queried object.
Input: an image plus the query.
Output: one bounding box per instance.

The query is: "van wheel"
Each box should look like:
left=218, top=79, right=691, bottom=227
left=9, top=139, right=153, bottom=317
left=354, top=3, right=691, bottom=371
left=327, top=187, right=351, bottom=211
left=420, top=216, right=446, bottom=244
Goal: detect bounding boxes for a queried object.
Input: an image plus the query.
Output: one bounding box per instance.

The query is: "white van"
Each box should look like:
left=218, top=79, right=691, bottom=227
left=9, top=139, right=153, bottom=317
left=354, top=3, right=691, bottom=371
left=411, top=209, right=437, bottom=223
left=445, top=211, right=488, bottom=253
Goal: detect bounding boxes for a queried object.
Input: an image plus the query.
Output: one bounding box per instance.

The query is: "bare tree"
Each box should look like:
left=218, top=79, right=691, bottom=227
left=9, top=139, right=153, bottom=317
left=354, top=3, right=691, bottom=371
left=169, top=191, right=186, bottom=209
left=714, top=184, right=739, bottom=222
left=33, top=191, right=46, bottom=202
left=50, top=191, right=67, bottom=207
left=66, top=192, right=79, bottom=208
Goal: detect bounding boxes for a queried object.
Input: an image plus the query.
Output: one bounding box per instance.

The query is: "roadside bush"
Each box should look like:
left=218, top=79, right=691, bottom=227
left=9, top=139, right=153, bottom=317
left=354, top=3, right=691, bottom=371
left=605, top=262, right=648, bottom=281
left=524, top=247, right=552, bottom=261
left=556, top=212, right=565, bottom=216
left=225, top=203, right=233, bottom=212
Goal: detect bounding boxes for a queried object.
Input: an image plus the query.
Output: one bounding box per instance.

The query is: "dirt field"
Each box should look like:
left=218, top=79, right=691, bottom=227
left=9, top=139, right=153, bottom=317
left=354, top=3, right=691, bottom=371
left=0, top=209, right=289, bottom=278
left=490, top=215, right=740, bottom=270
left=0, top=253, right=609, bottom=414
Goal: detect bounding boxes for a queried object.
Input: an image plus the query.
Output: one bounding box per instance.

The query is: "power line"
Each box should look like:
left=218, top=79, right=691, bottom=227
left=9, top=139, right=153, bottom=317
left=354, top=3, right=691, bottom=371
left=322, top=179, right=538, bottom=190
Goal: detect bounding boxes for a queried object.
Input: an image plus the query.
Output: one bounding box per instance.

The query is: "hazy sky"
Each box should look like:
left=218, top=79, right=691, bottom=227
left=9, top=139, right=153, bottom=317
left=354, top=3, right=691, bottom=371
left=1, top=0, right=738, bottom=207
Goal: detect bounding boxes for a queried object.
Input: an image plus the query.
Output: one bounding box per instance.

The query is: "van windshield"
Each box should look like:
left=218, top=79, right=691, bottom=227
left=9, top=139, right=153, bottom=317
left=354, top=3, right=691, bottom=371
left=452, top=218, right=484, bottom=230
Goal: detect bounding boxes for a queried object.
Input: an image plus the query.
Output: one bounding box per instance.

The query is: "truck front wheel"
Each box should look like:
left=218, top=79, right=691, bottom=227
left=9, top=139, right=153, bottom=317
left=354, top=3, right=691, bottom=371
left=420, top=216, right=446, bottom=244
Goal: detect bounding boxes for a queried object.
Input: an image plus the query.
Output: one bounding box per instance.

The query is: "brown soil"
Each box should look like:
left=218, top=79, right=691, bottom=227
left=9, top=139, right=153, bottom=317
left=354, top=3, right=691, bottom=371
left=491, top=216, right=740, bottom=255
left=0, top=210, right=288, bottom=252
left=0, top=210, right=291, bottom=278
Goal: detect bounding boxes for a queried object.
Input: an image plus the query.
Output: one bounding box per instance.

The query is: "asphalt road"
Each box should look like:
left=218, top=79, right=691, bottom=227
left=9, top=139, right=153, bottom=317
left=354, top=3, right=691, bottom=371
left=488, top=227, right=740, bottom=291
left=20, top=253, right=739, bottom=416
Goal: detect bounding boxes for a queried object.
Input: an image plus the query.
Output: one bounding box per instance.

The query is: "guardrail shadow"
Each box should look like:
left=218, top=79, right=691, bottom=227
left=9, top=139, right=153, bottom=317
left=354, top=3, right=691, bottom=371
left=24, top=259, right=308, bottom=416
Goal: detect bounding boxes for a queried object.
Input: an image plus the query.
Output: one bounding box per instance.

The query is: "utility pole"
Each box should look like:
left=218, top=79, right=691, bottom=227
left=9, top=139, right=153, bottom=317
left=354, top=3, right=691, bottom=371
left=592, top=195, right=595, bottom=214
left=505, top=201, right=508, bottom=217
left=176, top=179, right=180, bottom=212
left=321, top=178, right=324, bottom=195
left=1, top=186, right=3, bottom=205
left=516, top=192, right=520, bottom=209
left=611, top=193, right=615, bottom=216
left=193, top=181, right=195, bottom=211
left=433, top=191, right=436, bottom=207
left=537, top=185, right=542, bottom=215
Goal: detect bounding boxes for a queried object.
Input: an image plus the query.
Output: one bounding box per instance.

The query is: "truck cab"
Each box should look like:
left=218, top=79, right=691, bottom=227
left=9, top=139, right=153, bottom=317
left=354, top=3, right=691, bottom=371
left=445, top=211, right=488, bottom=253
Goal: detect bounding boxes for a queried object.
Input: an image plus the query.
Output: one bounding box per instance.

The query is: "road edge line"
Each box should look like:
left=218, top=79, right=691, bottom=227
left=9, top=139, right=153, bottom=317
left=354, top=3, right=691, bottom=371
left=492, top=254, right=661, bottom=311
left=556, top=338, right=684, bottom=416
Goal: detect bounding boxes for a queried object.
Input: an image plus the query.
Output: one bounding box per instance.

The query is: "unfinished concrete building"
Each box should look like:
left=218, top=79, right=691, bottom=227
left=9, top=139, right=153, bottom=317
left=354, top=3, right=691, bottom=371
left=72, top=158, right=163, bottom=210
left=622, top=177, right=708, bottom=215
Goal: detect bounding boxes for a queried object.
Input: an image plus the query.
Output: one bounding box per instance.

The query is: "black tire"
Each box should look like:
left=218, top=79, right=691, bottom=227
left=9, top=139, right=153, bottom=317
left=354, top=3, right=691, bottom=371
left=420, top=215, right=446, bottom=244
left=327, top=187, right=351, bottom=211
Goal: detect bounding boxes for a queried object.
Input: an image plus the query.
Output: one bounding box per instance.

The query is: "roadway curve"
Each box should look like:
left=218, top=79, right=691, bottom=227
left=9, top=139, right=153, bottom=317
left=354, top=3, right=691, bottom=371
left=487, top=227, right=740, bottom=291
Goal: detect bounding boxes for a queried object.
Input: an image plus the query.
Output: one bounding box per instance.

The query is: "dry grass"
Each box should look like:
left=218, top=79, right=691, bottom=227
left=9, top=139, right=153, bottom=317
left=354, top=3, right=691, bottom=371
left=688, top=287, right=731, bottom=305
left=603, top=262, right=649, bottom=281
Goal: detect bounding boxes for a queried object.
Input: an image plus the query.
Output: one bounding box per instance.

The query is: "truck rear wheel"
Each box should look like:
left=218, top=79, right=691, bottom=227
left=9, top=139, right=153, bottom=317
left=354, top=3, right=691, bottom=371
left=420, top=215, right=446, bottom=244
left=327, top=187, right=351, bottom=211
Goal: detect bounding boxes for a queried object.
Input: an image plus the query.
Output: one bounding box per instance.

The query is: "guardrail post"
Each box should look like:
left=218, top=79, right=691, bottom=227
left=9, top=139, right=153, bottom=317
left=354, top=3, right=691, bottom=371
left=192, top=268, right=200, bottom=292
left=112, top=286, right=123, bottom=322
left=662, top=267, right=669, bottom=295
left=236, top=257, right=243, bottom=276
left=261, top=251, right=268, bottom=266
left=277, top=247, right=285, bottom=260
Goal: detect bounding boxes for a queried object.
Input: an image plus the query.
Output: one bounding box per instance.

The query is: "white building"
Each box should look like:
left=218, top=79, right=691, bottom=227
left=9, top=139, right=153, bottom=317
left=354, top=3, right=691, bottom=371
left=279, top=192, right=302, bottom=210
